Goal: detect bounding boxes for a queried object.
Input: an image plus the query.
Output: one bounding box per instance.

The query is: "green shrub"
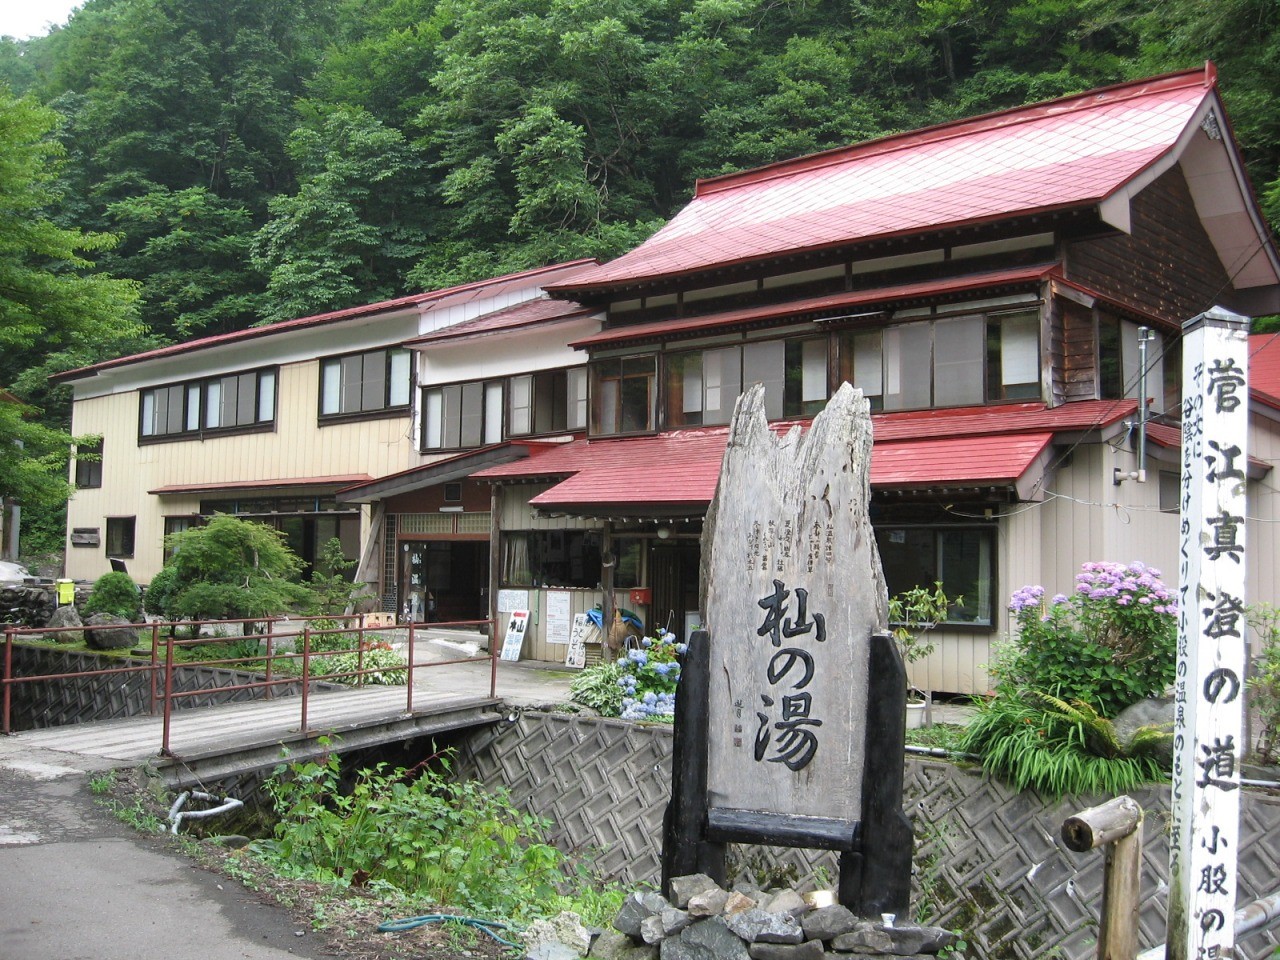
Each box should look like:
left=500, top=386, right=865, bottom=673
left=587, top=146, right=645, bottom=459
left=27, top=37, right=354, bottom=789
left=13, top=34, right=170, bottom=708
left=1248, top=604, right=1280, bottom=764
left=82, top=571, right=142, bottom=620
left=306, top=538, right=374, bottom=616
left=159, top=516, right=313, bottom=620
left=306, top=618, right=360, bottom=653
left=569, top=661, right=624, bottom=715
left=889, top=582, right=955, bottom=665
left=323, top=645, right=408, bottom=685
left=960, top=690, right=1170, bottom=797
left=998, top=561, right=1177, bottom=716
left=143, top=566, right=177, bottom=617
left=257, top=749, right=572, bottom=921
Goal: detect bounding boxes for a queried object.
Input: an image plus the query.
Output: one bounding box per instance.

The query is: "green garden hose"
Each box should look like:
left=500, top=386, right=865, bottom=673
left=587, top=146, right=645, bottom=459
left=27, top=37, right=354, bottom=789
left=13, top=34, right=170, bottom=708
left=377, top=913, right=520, bottom=947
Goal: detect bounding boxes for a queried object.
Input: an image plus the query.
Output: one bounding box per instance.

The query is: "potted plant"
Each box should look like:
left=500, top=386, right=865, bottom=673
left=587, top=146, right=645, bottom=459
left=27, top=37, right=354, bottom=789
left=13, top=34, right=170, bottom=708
left=888, top=583, right=955, bottom=729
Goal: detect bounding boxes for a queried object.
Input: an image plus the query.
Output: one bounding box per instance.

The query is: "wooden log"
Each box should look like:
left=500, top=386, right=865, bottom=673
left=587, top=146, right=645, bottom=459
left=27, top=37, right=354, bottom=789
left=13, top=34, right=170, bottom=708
left=1061, top=795, right=1144, bottom=960
left=1061, top=795, right=1142, bottom=851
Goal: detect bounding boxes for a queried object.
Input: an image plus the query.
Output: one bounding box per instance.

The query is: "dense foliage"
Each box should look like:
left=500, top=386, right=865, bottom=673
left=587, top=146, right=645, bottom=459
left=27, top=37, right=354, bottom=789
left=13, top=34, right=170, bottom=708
left=1248, top=604, right=1280, bottom=764
left=570, top=631, right=684, bottom=721
left=961, top=561, right=1177, bottom=795
left=996, top=561, right=1178, bottom=716
left=5, top=0, right=1280, bottom=551
left=257, top=748, right=612, bottom=922
left=155, top=515, right=313, bottom=620
left=81, top=570, right=142, bottom=619
left=960, top=691, right=1171, bottom=798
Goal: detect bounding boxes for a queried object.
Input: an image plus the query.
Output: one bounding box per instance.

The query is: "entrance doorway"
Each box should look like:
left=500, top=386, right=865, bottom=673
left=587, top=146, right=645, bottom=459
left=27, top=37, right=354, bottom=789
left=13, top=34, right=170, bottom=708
left=398, top=540, right=490, bottom=623
left=648, top=540, right=701, bottom=641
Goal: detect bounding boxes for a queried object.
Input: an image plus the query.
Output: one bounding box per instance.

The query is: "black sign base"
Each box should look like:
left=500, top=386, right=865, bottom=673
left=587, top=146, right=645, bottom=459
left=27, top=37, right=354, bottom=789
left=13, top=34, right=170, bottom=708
left=663, top=630, right=912, bottom=916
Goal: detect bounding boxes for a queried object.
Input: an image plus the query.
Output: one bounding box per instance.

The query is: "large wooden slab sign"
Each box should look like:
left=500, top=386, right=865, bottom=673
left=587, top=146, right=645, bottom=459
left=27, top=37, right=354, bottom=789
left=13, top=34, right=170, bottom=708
left=701, top=382, right=887, bottom=823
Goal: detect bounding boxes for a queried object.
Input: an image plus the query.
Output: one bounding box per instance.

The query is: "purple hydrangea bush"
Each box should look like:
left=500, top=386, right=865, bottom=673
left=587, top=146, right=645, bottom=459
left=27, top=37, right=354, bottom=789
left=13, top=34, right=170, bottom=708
left=998, top=561, right=1177, bottom=716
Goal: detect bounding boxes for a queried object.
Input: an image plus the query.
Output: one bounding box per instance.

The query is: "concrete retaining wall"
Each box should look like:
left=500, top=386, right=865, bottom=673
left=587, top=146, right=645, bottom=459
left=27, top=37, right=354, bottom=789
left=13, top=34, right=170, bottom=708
left=452, top=711, right=1280, bottom=960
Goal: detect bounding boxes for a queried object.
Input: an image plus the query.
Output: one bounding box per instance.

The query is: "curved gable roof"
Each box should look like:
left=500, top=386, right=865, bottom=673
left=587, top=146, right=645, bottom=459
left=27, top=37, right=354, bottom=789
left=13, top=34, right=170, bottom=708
left=551, top=68, right=1277, bottom=300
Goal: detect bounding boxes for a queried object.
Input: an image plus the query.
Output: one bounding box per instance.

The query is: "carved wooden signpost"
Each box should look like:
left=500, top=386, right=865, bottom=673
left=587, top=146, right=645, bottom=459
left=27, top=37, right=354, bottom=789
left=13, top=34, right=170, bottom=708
left=1167, top=307, right=1250, bottom=960
left=663, top=383, right=912, bottom=916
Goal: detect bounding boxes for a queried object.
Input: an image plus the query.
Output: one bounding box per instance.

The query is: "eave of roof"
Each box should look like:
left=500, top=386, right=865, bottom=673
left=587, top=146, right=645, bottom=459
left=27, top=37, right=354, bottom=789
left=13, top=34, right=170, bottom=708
left=1251, top=333, right=1280, bottom=412
left=1144, top=421, right=1271, bottom=477
left=548, top=70, right=1216, bottom=295
left=53, top=259, right=599, bottom=384
left=471, top=399, right=1134, bottom=512
left=403, top=298, right=597, bottom=348
left=148, top=474, right=372, bottom=496
left=336, top=442, right=568, bottom=503
left=569, top=264, right=1058, bottom=349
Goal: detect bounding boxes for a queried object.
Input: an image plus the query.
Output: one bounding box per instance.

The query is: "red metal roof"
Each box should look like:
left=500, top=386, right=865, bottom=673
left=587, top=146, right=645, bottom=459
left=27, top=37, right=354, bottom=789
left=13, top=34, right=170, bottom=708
left=517, top=432, right=1054, bottom=510
left=54, top=260, right=599, bottom=383
left=149, top=474, right=372, bottom=496
left=549, top=70, right=1213, bottom=293
left=474, top=399, right=1133, bottom=509
left=569, top=265, right=1058, bottom=348
left=1251, top=333, right=1280, bottom=411
left=405, top=297, right=597, bottom=347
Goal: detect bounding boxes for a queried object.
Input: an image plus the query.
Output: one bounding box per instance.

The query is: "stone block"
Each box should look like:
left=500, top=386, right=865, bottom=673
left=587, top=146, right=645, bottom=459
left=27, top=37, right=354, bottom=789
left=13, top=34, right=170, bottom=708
left=748, top=941, right=825, bottom=960
left=725, top=909, right=803, bottom=944
left=800, top=906, right=858, bottom=942
left=829, top=922, right=956, bottom=956
left=591, top=930, right=658, bottom=960
left=688, top=888, right=732, bottom=918
left=616, top=892, right=671, bottom=938
left=670, top=874, right=723, bottom=909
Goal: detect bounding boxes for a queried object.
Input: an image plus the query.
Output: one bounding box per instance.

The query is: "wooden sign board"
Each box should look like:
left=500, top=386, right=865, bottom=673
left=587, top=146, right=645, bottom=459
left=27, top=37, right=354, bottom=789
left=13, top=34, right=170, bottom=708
left=702, top=383, right=886, bottom=821
left=665, top=383, right=911, bottom=917
left=565, top=613, right=596, bottom=669
left=499, top=609, right=530, bottom=662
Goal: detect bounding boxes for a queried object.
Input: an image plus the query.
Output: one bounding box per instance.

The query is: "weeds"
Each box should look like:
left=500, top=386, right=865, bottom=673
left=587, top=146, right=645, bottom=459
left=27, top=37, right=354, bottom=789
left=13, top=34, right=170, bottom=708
left=253, top=745, right=616, bottom=923
left=88, top=771, right=117, bottom=795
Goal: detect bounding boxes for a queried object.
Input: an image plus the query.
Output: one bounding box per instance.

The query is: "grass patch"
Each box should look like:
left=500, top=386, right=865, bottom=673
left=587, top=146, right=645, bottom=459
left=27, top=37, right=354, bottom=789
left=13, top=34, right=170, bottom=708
left=905, top=722, right=969, bottom=753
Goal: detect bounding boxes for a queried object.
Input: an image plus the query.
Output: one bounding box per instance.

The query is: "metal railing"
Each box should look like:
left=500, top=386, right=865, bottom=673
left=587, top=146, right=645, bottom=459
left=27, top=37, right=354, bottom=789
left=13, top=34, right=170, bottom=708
left=2, top=614, right=498, bottom=756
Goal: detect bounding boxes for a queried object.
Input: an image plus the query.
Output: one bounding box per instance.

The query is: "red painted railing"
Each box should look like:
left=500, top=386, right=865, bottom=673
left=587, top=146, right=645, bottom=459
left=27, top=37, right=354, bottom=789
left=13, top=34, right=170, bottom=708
left=2, top=615, right=498, bottom=755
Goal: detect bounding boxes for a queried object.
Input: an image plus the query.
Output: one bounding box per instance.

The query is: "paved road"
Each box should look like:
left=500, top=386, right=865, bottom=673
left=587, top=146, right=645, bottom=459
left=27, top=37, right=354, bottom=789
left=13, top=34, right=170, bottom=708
left=0, top=742, right=331, bottom=960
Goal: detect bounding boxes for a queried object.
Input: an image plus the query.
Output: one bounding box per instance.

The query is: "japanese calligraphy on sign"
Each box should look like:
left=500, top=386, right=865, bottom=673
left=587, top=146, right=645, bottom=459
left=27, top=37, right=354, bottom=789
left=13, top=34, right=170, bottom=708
left=701, top=382, right=888, bottom=822
left=1167, top=307, right=1250, bottom=960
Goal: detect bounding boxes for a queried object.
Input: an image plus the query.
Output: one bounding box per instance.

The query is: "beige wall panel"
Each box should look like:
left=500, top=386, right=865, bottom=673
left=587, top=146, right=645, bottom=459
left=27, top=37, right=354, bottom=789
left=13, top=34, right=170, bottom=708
left=66, top=359, right=423, bottom=584
left=1248, top=419, right=1280, bottom=611
left=906, top=628, right=991, bottom=697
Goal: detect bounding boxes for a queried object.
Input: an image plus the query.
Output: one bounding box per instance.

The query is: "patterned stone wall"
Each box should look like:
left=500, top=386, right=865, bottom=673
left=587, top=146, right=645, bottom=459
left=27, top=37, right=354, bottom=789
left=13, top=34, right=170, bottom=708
left=452, top=712, right=1280, bottom=960
left=4, top=644, right=311, bottom=731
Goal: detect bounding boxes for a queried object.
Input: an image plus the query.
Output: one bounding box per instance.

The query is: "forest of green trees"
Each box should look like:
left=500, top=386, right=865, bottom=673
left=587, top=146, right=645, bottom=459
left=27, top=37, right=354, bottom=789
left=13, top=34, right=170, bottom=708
left=2, top=0, right=1279, bottom=554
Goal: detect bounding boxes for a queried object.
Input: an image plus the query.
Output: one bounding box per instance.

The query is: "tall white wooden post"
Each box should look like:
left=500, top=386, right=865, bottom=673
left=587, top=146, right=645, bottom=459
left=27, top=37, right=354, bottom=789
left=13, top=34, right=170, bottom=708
left=1166, top=306, right=1250, bottom=960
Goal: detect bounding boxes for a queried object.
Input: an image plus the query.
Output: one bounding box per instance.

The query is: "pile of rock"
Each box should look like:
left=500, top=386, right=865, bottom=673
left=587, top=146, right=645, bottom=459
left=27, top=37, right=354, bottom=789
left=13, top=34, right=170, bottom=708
left=1, top=583, right=58, bottom=628
left=530, top=874, right=958, bottom=960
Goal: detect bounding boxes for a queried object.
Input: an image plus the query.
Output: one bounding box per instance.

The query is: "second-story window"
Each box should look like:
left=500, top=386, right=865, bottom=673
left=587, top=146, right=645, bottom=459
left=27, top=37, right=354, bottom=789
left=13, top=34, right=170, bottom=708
left=591, top=356, right=656, bottom=435
left=667, top=347, right=740, bottom=427
left=74, top=438, right=103, bottom=488
left=140, top=368, right=277, bottom=440
left=665, top=337, right=827, bottom=427
left=838, top=310, right=1039, bottom=411
left=508, top=367, right=587, bottom=436
left=422, top=380, right=504, bottom=450
left=319, top=348, right=411, bottom=418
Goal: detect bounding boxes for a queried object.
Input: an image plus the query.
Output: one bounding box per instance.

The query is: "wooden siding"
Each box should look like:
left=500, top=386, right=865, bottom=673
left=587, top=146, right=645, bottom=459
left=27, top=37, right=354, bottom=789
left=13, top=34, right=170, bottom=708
left=1050, top=300, right=1100, bottom=404
left=66, top=358, right=428, bottom=583
left=1067, top=165, right=1240, bottom=323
